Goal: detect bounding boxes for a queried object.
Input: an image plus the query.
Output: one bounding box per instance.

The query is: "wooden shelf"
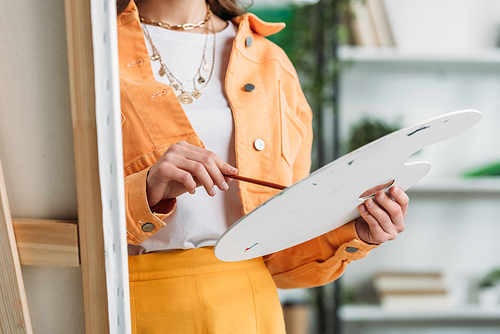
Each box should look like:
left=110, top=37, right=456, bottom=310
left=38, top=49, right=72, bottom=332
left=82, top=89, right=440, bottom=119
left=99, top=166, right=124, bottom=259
left=338, top=46, right=500, bottom=65
left=408, top=177, right=500, bottom=194
left=340, top=305, right=500, bottom=322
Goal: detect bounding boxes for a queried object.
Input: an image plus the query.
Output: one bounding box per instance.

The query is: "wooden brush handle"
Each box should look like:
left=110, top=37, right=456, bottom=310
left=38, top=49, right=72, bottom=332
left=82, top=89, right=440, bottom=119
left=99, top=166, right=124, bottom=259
left=223, top=174, right=287, bottom=190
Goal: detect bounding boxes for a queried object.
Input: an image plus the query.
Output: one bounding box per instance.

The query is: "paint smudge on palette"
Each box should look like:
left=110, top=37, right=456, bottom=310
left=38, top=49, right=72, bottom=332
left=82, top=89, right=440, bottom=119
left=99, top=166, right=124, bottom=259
left=407, top=125, right=430, bottom=136
left=244, top=243, right=259, bottom=252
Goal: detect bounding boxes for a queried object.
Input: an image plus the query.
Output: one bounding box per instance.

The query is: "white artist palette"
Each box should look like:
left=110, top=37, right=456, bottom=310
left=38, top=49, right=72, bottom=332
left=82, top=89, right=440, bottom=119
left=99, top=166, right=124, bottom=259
left=215, top=110, right=482, bottom=262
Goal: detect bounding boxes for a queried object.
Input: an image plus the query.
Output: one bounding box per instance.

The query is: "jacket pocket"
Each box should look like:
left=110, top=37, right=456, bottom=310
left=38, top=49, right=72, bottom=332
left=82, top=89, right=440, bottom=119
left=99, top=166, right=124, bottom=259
left=279, top=81, right=307, bottom=168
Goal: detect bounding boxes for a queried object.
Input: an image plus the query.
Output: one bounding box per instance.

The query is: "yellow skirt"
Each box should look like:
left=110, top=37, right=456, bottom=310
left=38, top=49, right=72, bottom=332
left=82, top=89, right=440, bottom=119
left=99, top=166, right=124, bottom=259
left=128, top=247, right=286, bottom=334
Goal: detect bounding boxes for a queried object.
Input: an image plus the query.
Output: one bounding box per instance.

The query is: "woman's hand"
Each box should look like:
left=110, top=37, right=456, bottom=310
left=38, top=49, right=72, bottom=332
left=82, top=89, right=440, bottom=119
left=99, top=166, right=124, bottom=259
left=146, top=141, right=238, bottom=207
left=355, top=186, right=409, bottom=245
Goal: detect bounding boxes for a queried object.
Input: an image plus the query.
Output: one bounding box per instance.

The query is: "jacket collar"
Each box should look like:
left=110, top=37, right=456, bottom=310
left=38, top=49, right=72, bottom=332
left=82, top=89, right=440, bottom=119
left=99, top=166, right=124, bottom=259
left=118, top=1, right=285, bottom=37
left=117, top=0, right=139, bottom=26
left=231, top=13, right=285, bottom=37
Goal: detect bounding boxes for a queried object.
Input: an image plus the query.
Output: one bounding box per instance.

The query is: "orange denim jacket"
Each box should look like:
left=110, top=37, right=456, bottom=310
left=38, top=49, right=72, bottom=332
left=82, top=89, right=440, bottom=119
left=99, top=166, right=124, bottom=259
left=118, top=1, right=377, bottom=289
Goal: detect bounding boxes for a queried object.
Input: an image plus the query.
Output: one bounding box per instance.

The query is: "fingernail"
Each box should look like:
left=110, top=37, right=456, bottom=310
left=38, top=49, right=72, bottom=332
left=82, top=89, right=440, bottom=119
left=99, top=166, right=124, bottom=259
left=210, top=187, right=216, bottom=196
left=366, top=198, right=374, bottom=208
left=221, top=181, right=229, bottom=191
left=392, top=186, right=399, bottom=195
left=228, top=166, right=238, bottom=174
left=377, top=192, right=385, bottom=200
left=189, top=189, right=196, bottom=195
left=360, top=204, right=366, bottom=212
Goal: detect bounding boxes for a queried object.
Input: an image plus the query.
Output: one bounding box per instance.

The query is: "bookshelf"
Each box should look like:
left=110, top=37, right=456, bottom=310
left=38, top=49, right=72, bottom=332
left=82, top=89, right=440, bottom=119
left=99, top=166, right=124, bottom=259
left=409, top=177, right=500, bottom=194
left=340, top=306, right=500, bottom=334
left=338, top=46, right=500, bottom=66
left=338, top=57, right=500, bottom=329
left=337, top=1, right=500, bottom=333
left=340, top=305, right=500, bottom=322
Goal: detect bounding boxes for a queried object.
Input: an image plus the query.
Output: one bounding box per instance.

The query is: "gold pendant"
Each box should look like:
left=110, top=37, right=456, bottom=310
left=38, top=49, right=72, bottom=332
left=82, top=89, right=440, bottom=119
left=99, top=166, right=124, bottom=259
left=191, top=90, right=202, bottom=99
left=197, top=76, right=206, bottom=84
left=178, top=93, right=194, bottom=105
left=171, top=83, right=179, bottom=90
left=150, top=54, right=159, bottom=61
left=159, top=66, right=166, bottom=76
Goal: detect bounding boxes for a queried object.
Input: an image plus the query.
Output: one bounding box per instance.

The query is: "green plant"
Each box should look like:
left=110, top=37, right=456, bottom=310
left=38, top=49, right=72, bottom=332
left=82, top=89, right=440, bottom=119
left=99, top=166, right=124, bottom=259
left=463, top=161, right=500, bottom=178
left=345, top=115, right=402, bottom=153
left=340, top=285, right=356, bottom=304
left=479, top=268, right=500, bottom=288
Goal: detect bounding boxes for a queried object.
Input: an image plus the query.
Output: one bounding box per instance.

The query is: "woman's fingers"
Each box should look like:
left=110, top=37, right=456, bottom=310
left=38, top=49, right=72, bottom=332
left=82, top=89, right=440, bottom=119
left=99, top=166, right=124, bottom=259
left=160, top=163, right=198, bottom=195
left=176, top=157, right=220, bottom=196
left=147, top=141, right=238, bottom=205
left=360, top=200, right=398, bottom=243
left=174, top=142, right=237, bottom=193
left=358, top=204, right=389, bottom=244
left=177, top=141, right=239, bottom=177
left=389, top=186, right=409, bottom=217
left=356, top=186, right=408, bottom=245
left=146, top=159, right=200, bottom=205
left=372, top=191, right=405, bottom=233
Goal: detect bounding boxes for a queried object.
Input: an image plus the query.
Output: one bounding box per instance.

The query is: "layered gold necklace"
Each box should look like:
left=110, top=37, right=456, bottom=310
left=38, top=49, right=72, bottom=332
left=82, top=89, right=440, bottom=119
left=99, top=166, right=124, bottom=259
left=140, top=7, right=212, bottom=31
left=141, top=6, right=216, bottom=105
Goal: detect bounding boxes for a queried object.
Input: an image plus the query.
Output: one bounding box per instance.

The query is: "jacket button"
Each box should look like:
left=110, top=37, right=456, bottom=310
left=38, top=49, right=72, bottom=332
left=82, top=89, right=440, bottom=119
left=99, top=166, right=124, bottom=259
left=244, top=83, right=255, bottom=92
left=253, top=139, right=265, bottom=151
left=245, top=36, right=253, bottom=47
left=141, top=223, right=155, bottom=232
left=346, top=247, right=358, bottom=253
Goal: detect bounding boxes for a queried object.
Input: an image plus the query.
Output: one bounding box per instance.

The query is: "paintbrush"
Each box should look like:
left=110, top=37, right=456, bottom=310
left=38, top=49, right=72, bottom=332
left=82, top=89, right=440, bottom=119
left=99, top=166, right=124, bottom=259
left=223, top=174, right=287, bottom=190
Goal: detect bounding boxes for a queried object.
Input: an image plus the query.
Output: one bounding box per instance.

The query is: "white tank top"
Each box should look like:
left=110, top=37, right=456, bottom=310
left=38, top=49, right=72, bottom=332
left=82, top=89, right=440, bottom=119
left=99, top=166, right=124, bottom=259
left=128, top=21, right=243, bottom=255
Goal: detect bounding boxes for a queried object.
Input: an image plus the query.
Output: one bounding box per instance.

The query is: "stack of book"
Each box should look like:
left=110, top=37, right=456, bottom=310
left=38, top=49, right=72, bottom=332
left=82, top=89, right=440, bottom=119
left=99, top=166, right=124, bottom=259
left=347, top=0, right=395, bottom=47
left=373, top=271, right=456, bottom=310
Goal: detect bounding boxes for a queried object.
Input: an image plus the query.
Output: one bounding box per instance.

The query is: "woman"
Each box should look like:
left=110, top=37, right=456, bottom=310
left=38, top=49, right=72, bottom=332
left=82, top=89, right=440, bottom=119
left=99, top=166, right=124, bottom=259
left=117, top=0, right=409, bottom=332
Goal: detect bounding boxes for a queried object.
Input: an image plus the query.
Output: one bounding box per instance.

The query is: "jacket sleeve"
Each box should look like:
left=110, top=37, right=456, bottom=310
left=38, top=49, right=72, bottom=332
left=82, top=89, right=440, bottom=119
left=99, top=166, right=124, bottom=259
left=264, top=73, right=378, bottom=289
left=124, top=167, right=176, bottom=244
left=264, top=221, right=378, bottom=289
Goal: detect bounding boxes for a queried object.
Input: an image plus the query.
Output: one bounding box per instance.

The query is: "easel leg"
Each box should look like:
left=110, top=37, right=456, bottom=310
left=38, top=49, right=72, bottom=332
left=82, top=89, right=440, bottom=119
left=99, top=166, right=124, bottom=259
left=0, top=158, right=33, bottom=334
